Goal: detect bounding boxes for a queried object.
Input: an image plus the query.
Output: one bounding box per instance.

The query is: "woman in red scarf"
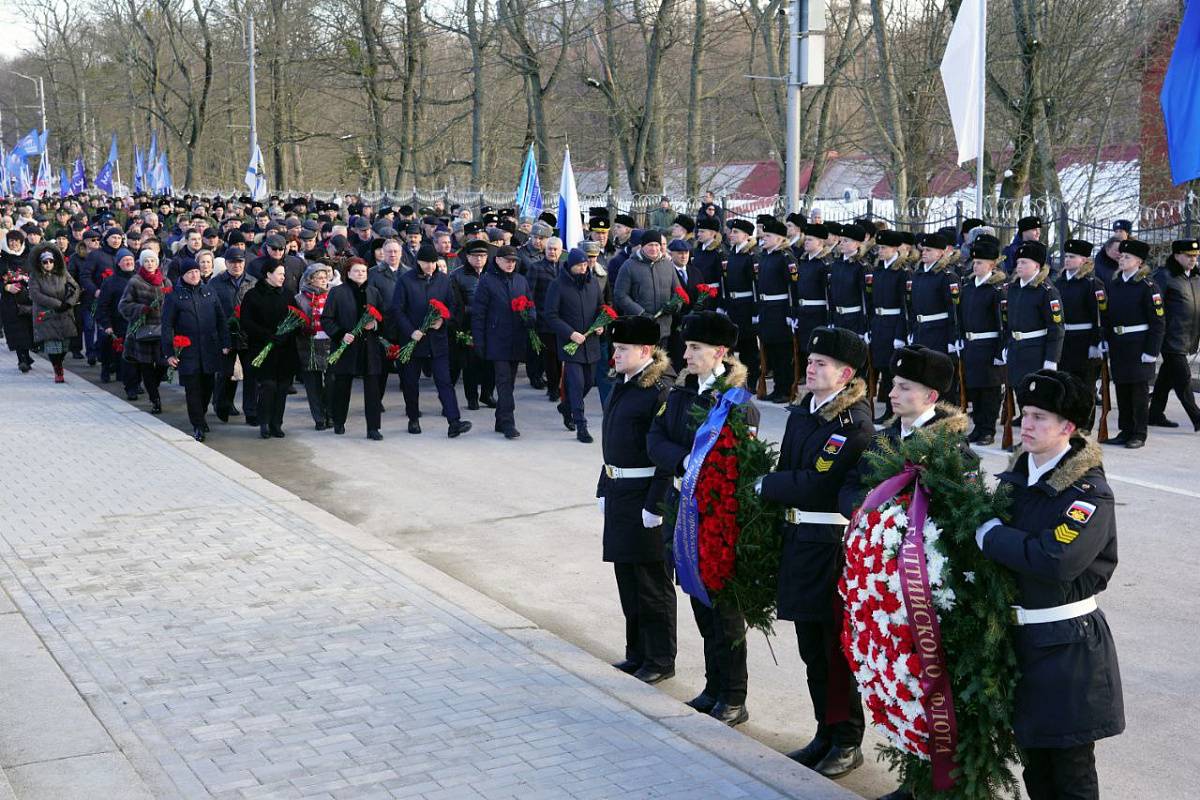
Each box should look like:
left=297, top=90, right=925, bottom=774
left=117, top=249, right=172, bottom=412
left=295, top=263, right=334, bottom=430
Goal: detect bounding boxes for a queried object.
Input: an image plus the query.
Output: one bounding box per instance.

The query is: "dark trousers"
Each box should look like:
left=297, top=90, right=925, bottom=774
left=538, top=333, right=561, bottom=397
left=562, top=361, right=596, bottom=426
left=795, top=620, right=865, bottom=747
left=763, top=340, right=794, bottom=397
left=332, top=373, right=383, bottom=432
left=216, top=352, right=257, bottom=419
left=81, top=307, right=99, bottom=359
left=401, top=355, right=460, bottom=422
left=1114, top=380, right=1149, bottom=441
left=301, top=370, right=332, bottom=424
left=120, top=357, right=140, bottom=394
left=451, top=344, right=494, bottom=404
left=1021, top=743, right=1098, bottom=800
left=1064, top=359, right=1101, bottom=395
left=492, top=359, right=519, bottom=430
left=690, top=597, right=748, bottom=705
left=734, top=332, right=761, bottom=393
left=14, top=348, right=32, bottom=366
left=967, top=386, right=1002, bottom=437
left=99, top=332, right=119, bottom=377
left=256, top=378, right=289, bottom=432
left=1149, top=352, right=1200, bottom=425
left=139, top=363, right=164, bottom=403
left=594, top=341, right=613, bottom=406
left=613, top=561, right=677, bottom=671
left=181, top=373, right=215, bottom=428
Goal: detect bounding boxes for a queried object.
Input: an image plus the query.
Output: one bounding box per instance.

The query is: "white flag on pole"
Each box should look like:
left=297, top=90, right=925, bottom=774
left=244, top=142, right=267, bottom=201
left=940, top=0, right=985, bottom=165
left=556, top=146, right=584, bottom=252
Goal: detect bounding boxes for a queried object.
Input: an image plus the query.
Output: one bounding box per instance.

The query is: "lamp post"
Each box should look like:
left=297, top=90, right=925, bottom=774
left=8, top=70, right=47, bottom=133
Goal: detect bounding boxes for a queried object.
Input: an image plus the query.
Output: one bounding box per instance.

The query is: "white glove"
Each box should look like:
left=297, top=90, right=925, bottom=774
left=641, top=509, right=664, bottom=528
left=598, top=498, right=605, bottom=514
left=1001, top=347, right=1008, bottom=363
left=786, top=317, right=798, bottom=331
left=1042, top=361, right=1057, bottom=370
left=992, top=357, right=1006, bottom=367
left=906, top=334, right=914, bottom=345
left=975, top=518, right=1002, bottom=550
left=1141, top=353, right=1157, bottom=363
left=682, top=453, right=691, bottom=471
left=751, top=315, right=760, bottom=325
left=1088, top=345, right=1102, bottom=359
left=716, top=307, right=728, bottom=316
left=754, top=477, right=764, bottom=496
left=893, top=338, right=905, bottom=349
left=1099, top=340, right=1109, bottom=355
left=948, top=340, right=963, bottom=354
left=863, top=331, right=871, bottom=344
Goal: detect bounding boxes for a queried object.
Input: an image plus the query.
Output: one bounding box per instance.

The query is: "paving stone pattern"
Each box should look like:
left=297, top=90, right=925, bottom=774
left=0, top=376, right=789, bottom=800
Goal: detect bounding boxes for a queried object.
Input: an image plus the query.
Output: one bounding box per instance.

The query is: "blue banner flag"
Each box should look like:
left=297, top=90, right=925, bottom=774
left=148, top=131, right=158, bottom=169
left=71, top=157, right=87, bottom=194
left=134, top=147, right=145, bottom=193
left=513, top=144, right=542, bottom=220
left=1161, top=0, right=1200, bottom=184
left=59, top=168, right=71, bottom=198
left=106, top=132, right=118, bottom=166
left=13, top=129, right=40, bottom=158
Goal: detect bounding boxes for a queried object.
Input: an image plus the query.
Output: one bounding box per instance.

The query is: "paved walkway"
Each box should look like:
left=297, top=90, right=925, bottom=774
left=0, top=362, right=853, bottom=800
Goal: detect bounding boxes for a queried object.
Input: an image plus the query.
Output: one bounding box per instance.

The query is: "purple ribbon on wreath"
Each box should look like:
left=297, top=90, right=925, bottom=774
left=858, top=461, right=960, bottom=791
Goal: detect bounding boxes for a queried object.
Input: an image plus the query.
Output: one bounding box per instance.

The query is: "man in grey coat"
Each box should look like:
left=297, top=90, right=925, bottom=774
left=613, top=231, right=681, bottom=346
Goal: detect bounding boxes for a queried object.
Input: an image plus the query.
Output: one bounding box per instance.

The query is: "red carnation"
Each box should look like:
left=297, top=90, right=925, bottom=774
left=101, top=269, right=113, bottom=280
left=233, top=304, right=241, bottom=319
left=367, top=304, right=383, bottom=322
left=162, top=284, right=173, bottom=294
left=429, top=299, right=451, bottom=319
left=172, top=335, right=192, bottom=350
left=601, top=304, right=618, bottom=319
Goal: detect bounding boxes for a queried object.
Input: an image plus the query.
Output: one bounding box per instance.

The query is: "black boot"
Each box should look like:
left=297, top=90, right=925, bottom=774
left=576, top=424, right=593, bottom=444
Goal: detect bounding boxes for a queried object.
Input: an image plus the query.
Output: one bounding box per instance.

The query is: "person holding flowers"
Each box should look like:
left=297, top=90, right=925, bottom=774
left=390, top=243, right=471, bottom=438
left=96, top=248, right=140, bottom=399
left=295, top=264, right=335, bottom=431
left=449, top=239, right=495, bottom=411
left=118, top=249, right=173, bottom=412
left=613, top=230, right=683, bottom=349
left=161, top=260, right=230, bottom=442
left=471, top=244, right=536, bottom=439
left=545, top=247, right=610, bottom=442
left=28, top=244, right=82, bottom=384
left=240, top=262, right=300, bottom=439
left=754, top=326, right=874, bottom=779
left=1, top=229, right=35, bottom=373
left=208, top=246, right=258, bottom=425
left=647, top=310, right=759, bottom=728
left=321, top=259, right=386, bottom=440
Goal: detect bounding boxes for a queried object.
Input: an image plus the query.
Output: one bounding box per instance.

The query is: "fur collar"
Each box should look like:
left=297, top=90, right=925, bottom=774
left=1011, top=264, right=1050, bottom=287
left=884, top=401, right=969, bottom=434
left=799, top=377, right=867, bottom=421
left=970, top=268, right=1007, bottom=286
left=674, top=354, right=749, bottom=389
left=1116, top=265, right=1151, bottom=283
left=877, top=254, right=904, bottom=271
left=637, top=347, right=671, bottom=388
left=1005, top=435, right=1102, bottom=493
left=1065, top=259, right=1094, bottom=279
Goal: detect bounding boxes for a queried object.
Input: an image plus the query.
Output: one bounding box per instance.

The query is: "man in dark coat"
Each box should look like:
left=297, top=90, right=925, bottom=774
left=597, top=317, right=676, bottom=683
left=1005, top=241, right=1065, bottom=391
left=720, top=220, right=761, bottom=390
left=957, top=236, right=1007, bottom=444
left=907, top=234, right=962, bottom=404
left=613, top=230, right=681, bottom=347
left=1055, top=239, right=1105, bottom=408
left=161, top=261, right=231, bottom=441
left=793, top=225, right=834, bottom=376
left=664, top=238, right=707, bottom=372
left=1148, top=239, right=1200, bottom=430
left=756, top=326, right=874, bottom=779
left=647, top=311, right=759, bottom=728
left=96, top=248, right=141, bottom=396
left=756, top=217, right=801, bottom=402
left=450, top=239, right=495, bottom=409
left=866, top=230, right=910, bottom=422
left=208, top=246, right=259, bottom=424
left=471, top=245, right=535, bottom=439
left=81, top=226, right=124, bottom=364
left=545, top=248, right=605, bottom=442
left=1100, top=239, right=1165, bottom=448
left=976, top=369, right=1123, bottom=800
left=391, top=243, right=471, bottom=438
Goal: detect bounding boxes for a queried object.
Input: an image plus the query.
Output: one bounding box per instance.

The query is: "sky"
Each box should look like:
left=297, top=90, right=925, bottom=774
left=0, top=9, right=40, bottom=59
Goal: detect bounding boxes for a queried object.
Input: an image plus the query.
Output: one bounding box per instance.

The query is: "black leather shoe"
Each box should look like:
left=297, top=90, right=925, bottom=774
left=467, top=400, right=480, bottom=410
left=87, top=357, right=97, bottom=366
left=408, top=420, right=422, bottom=434
left=503, top=427, right=521, bottom=439
left=975, top=434, right=994, bottom=446
left=558, top=403, right=575, bottom=431
left=334, top=425, right=346, bottom=435
left=18, top=363, right=31, bottom=373
left=229, top=405, right=241, bottom=416
left=547, top=390, right=559, bottom=402
left=529, top=377, right=546, bottom=390
left=448, top=419, right=472, bottom=438
left=315, top=421, right=328, bottom=431
left=576, top=426, right=593, bottom=444
left=480, top=395, right=497, bottom=408
left=684, top=693, right=717, bottom=713
left=286, top=384, right=297, bottom=395
left=270, top=428, right=285, bottom=438
left=245, top=415, right=258, bottom=426
left=765, top=391, right=789, bottom=404
left=612, top=659, right=641, bottom=675
left=216, top=409, right=229, bottom=423
left=632, top=666, right=674, bottom=685
left=708, top=702, right=748, bottom=727
left=367, top=430, right=383, bottom=441
left=125, top=391, right=138, bottom=401
left=193, top=427, right=206, bottom=442
left=1125, top=438, right=1145, bottom=449
left=1149, top=416, right=1179, bottom=428
left=201, top=422, right=210, bottom=433
left=260, top=426, right=271, bottom=439
left=814, top=745, right=863, bottom=778
left=877, top=789, right=914, bottom=800
left=785, top=738, right=831, bottom=767
left=1101, top=434, right=1128, bottom=446
left=150, top=401, right=162, bottom=415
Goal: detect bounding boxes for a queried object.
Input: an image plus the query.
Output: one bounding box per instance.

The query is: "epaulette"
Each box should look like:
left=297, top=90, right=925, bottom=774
left=1070, top=479, right=1093, bottom=494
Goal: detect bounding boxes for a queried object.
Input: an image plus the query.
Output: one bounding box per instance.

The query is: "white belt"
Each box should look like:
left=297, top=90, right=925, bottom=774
left=965, top=331, right=999, bottom=340
left=799, top=299, right=828, bottom=308
left=784, top=508, right=850, bottom=526
left=1011, top=596, right=1097, bottom=626
left=836, top=305, right=863, bottom=314
left=1064, top=323, right=1093, bottom=332
left=916, top=312, right=949, bottom=322
left=759, top=293, right=789, bottom=302
left=1113, top=324, right=1149, bottom=335
left=1012, top=328, right=1048, bottom=341
left=875, top=307, right=902, bottom=316
left=605, top=464, right=656, bottom=479
left=727, top=290, right=753, bottom=299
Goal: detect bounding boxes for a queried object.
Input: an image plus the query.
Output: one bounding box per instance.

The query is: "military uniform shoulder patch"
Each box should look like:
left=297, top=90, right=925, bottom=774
left=865, top=272, right=874, bottom=285
left=656, top=402, right=667, bottom=416
left=815, top=456, right=834, bottom=472
left=1095, top=288, right=1108, bottom=311
left=1065, top=500, right=1096, bottom=525
left=906, top=280, right=913, bottom=291
left=1050, top=298, right=1061, bottom=312
left=1054, top=523, right=1080, bottom=544
left=824, top=433, right=847, bottom=455
left=1152, top=291, right=1165, bottom=316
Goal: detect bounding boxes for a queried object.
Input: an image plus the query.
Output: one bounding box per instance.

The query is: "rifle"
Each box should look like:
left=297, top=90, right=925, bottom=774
left=1001, top=381, right=1015, bottom=450
left=957, top=356, right=967, bottom=409
left=865, top=345, right=877, bottom=414
left=1098, top=354, right=1112, bottom=441
left=757, top=342, right=768, bottom=399
left=791, top=331, right=802, bottom=402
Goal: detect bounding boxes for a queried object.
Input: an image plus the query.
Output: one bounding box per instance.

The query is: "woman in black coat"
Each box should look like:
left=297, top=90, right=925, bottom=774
left=118, top=249, right=173, bottom=413
left=96, top=249, right=140, bottom=398
left=161, top=260, right=231, bottom=441
left=321, top=259, right=386, bottom=439
left=240, top=262, right=300, bottom=439
left=544, top=247, right=605, bottom=441
left=1, top=231, right=35, bottom=371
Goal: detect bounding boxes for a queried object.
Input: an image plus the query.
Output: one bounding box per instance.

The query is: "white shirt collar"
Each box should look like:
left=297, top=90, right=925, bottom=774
left=883, top=255, right=897, bottom=268
left=1065, top=269, right=1077, bottom=280
left=698, top=362, right=726, bottom=394
left=1120, top=270, right=1136, bottom=282
left=624, top=358, right=654, bottom=383
left=1019, top=277, right=1032, bottom=287
left=923, top=264, right=934, bottom=272
left=1027, top=443, right=1073, bottom=486
left=900, top=405, right=938, bottom=439
left=810, top=390, right=838, bottom=415
left=974, top=274, right=987, bottom=287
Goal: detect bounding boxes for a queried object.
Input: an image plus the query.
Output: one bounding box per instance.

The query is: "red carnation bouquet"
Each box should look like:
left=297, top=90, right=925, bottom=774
left=562, top=304, right=618, bottom=355
left=251, top=306, right=310, bottom=367
left=655, top=285, right=691, bottom=318
left=511, top=295, right=542, bottom=353
left=165, top=334, right=192, bottom=383
left=327, top=304, right=383, bottom=365
left=693, top=283, right=719, bottom=311
left=111, top=335, right=125, bottom=354
left=379, top=339, right=404, bottom=361
left=396, top=299, right=451, bottom=363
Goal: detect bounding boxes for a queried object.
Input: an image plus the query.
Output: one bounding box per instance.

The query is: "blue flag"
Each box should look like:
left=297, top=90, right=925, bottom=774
left=13, top=129, right=40, bottom=158
left=106, top=132, right=118, bottom=166
left=134, top=147, right=145, bottom=193
left=71, top=157, right=87, bottom=194
left=148, top=131, right=158, bottom=173
left=1161, top=0, right=1200, bottom=184
left=59, top=168, right=71, bottom=198
left=513, top=145, right=543, bottom=220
